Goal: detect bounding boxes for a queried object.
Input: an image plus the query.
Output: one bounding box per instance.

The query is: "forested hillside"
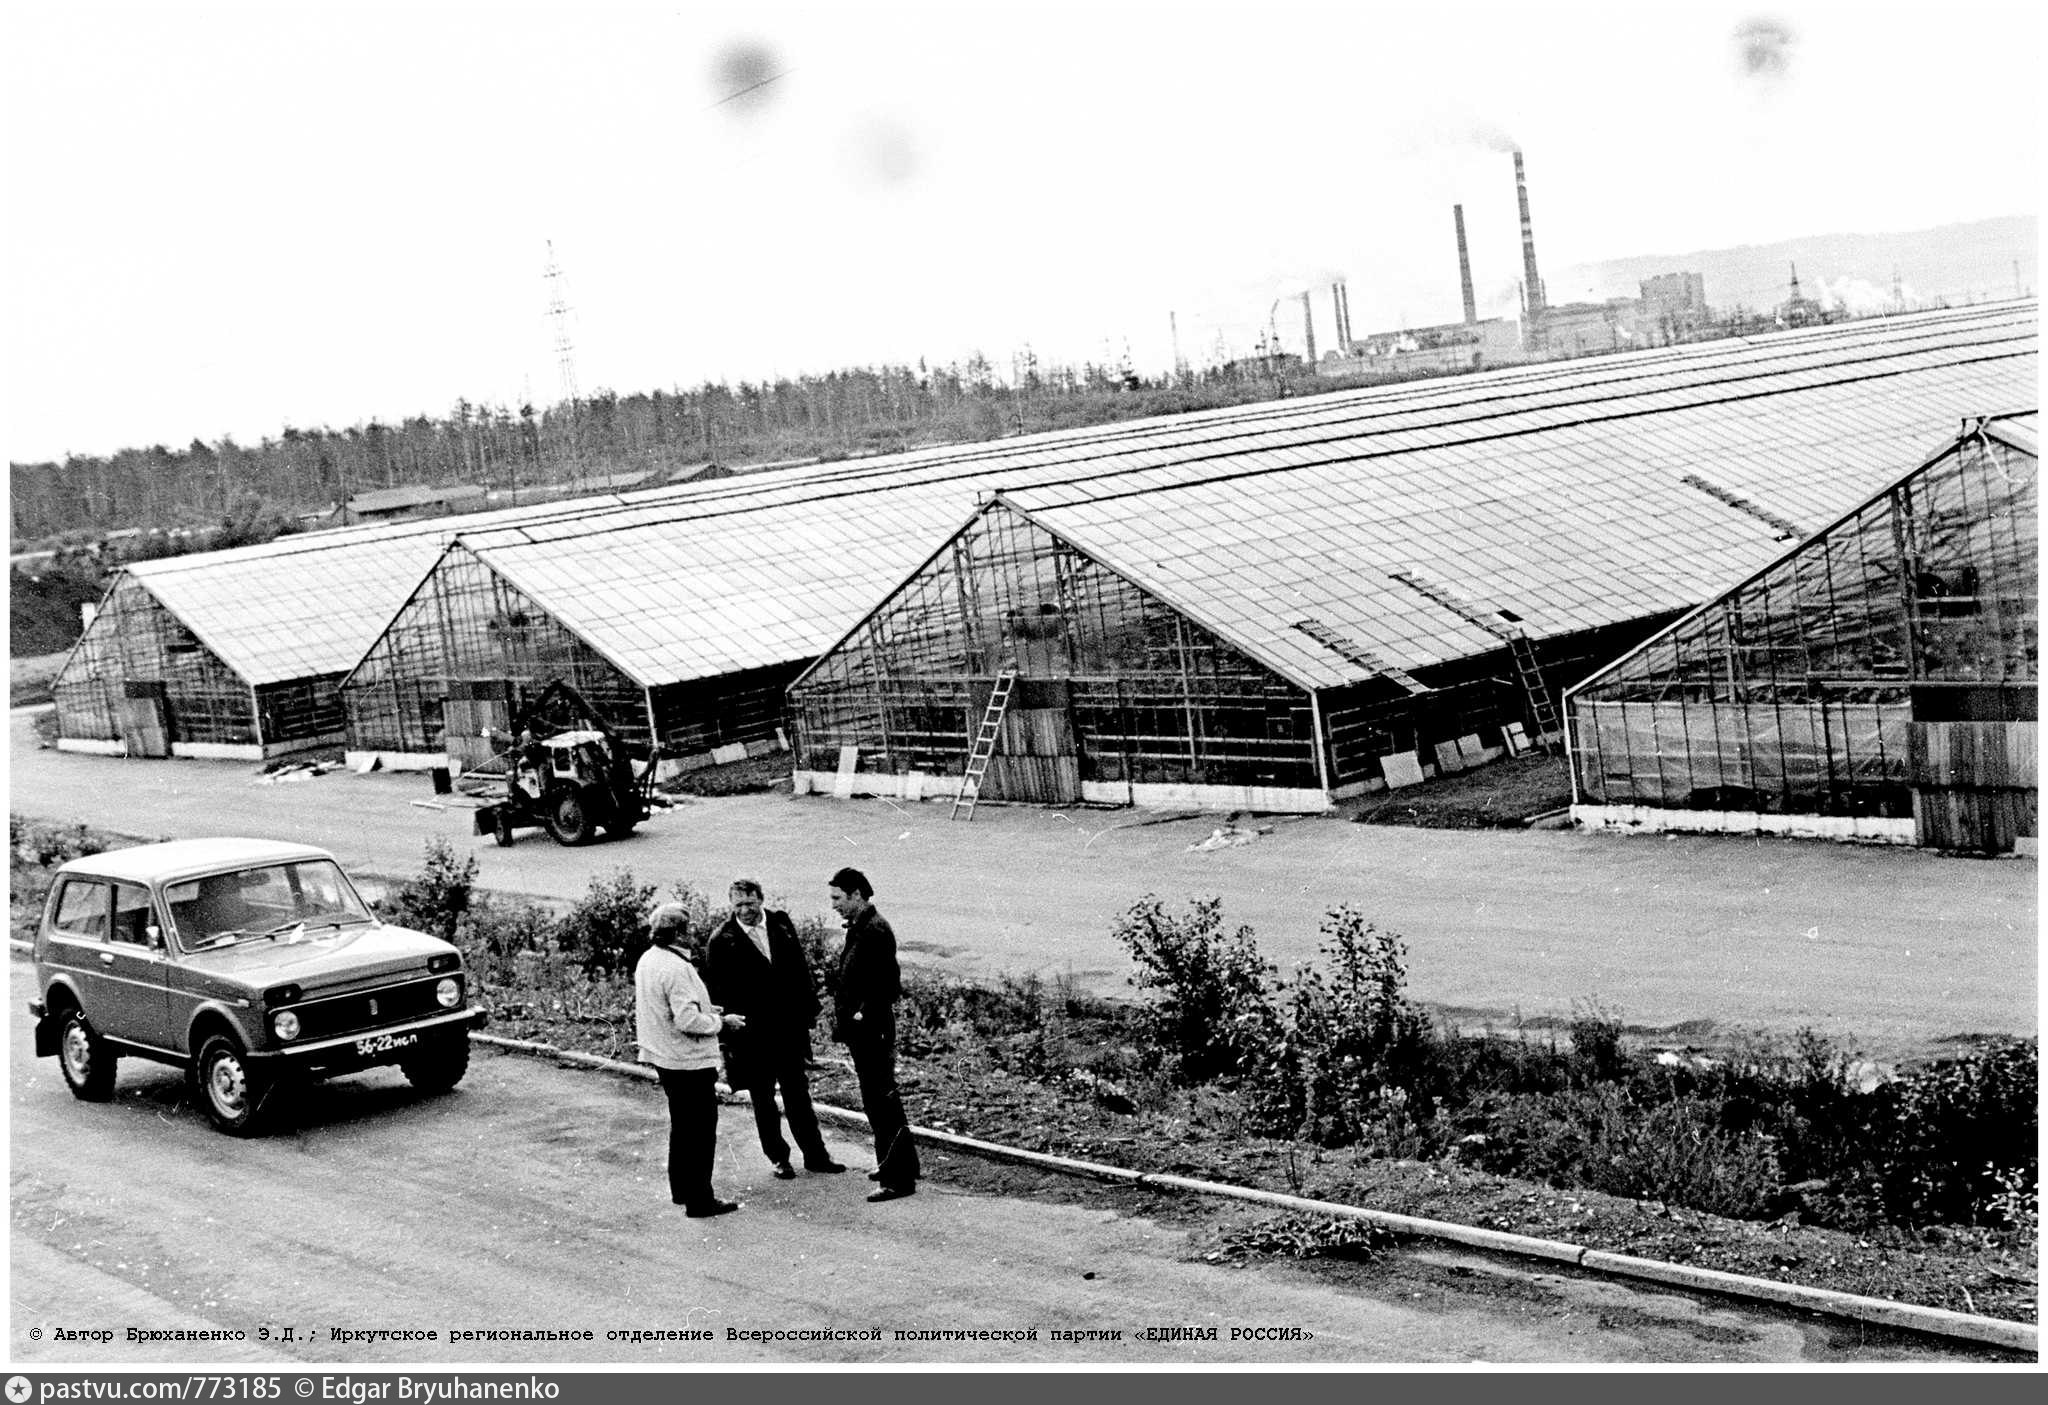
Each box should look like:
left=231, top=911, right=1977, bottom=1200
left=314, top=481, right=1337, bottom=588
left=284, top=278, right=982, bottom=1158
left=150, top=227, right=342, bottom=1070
left=9, top=357, right=1327, bottom=543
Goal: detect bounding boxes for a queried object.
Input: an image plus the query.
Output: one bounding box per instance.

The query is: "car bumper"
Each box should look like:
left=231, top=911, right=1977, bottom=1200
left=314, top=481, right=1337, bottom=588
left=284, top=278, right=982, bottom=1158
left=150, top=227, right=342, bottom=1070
left=247, top=1005, right=488, bottom=1071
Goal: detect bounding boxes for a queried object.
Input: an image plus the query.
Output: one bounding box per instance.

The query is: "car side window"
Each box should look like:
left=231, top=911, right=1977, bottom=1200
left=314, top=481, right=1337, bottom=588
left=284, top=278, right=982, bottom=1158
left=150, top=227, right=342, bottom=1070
left=111, top=883, right=157, bottom=948
left=50, top=879, right=112, bottom=941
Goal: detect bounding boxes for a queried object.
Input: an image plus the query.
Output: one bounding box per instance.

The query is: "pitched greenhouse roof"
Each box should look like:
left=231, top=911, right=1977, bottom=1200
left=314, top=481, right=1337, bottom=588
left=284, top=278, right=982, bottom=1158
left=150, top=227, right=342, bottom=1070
left=1561, top=411, right=2040, bottom=704
left=425, top=303, right=2034, bottom=689
left=1005, top=379, right=2037, bottom=690
left=107, top=477, right=751, bottom=686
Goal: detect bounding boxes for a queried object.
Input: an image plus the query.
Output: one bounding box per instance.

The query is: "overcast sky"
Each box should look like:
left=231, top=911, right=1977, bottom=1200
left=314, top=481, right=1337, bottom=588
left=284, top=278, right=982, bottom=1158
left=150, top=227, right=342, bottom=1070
left=4, top=0, right=2039, bottom=462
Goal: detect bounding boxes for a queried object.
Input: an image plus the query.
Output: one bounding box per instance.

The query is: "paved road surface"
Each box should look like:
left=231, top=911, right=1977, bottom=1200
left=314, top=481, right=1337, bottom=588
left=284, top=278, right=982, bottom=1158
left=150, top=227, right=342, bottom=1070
left=7, top=715, right=2035, bottom=1058
left=7, top=962, right=2001, bottom=1366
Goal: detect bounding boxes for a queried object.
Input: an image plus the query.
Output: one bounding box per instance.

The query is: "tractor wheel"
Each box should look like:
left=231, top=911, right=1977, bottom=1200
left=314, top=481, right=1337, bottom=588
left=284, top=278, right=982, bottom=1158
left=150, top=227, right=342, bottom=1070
left=544, top=790, right=595, bottom=846
left=493, top=808, right=516, bottom=847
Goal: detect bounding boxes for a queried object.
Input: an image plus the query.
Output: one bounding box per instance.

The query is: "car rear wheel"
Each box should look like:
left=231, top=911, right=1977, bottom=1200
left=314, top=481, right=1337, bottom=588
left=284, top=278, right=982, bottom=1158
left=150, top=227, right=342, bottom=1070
left=58, top=1008, right=117, bottom=1102
left=195, top=1033, right=273, bottom=1136
left=400, top=1031, right=471, bottom=1094
left=544, top=790, right=595, bottom=846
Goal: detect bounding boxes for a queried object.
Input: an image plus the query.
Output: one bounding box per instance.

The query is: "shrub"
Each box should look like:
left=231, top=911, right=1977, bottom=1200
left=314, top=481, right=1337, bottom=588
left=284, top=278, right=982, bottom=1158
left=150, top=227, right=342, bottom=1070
left=1873, top=1038, right=2037, bottom=1228
left=453, top=896, right=557, bottom=987
left=1259, top=908, right=1438, bottom=1146
left=1113, top=895, right=1281, bottom=1082
left=555, top=869, right=659, bottom=978
left=790, top=911, right=840, bottom=1007
left=391, top=837, right=476, bottom=943
left=12, top=816, right=110, bottom=868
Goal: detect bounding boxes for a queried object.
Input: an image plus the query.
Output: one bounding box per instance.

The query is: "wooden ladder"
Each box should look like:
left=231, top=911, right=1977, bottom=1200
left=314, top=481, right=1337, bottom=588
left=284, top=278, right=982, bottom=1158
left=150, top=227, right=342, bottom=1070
left=951, top=669, right=1018, bottom=821
left=1507, top=632, right=1563, bottom=751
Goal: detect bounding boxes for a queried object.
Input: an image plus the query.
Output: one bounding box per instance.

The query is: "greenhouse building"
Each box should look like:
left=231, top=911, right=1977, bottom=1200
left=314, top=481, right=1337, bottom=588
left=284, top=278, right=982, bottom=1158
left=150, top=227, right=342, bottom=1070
left=335, top=304, right=2036, bottom=788
left=47, top=481, right=723, bottom=760
left=1567, top=414, right=2036, bottom=853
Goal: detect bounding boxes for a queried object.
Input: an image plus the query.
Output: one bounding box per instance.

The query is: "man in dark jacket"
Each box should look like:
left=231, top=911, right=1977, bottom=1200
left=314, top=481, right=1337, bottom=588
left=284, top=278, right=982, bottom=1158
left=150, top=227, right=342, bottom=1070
left=828, top=866, right=921, bottom=1202
left=703, top=879, right=846, bottom=1180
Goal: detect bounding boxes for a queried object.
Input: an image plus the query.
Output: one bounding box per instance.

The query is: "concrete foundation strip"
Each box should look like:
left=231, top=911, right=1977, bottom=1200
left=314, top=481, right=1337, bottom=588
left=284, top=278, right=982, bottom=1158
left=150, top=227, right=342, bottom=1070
left=474, top=1031, right=2035, bottom=1354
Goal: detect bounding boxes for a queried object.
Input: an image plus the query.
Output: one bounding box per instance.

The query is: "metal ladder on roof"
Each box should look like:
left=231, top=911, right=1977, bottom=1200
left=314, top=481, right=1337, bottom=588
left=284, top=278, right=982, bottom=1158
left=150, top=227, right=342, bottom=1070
left=1290, top=619, right=1432, bottom=695
left=1506, top=631, right=1563, bottom=753
left=951, top=669, right=1018, bottom=821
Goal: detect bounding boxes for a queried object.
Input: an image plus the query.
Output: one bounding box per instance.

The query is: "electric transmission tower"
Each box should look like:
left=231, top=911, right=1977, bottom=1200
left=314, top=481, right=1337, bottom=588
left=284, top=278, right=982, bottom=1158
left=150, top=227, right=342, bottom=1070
left=544, top=240, right=584, bottom=489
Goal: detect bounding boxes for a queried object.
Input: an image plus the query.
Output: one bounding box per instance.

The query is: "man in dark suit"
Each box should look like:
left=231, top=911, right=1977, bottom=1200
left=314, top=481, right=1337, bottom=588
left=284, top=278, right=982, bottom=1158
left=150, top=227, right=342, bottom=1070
left=703, top=879, right=846, bottom=1180
left=828, top=866, right=922, bottom=1203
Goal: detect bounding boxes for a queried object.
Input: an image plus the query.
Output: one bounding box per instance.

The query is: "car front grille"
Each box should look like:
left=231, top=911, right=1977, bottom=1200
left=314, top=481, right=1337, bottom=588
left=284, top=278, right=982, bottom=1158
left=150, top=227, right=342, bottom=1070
left=289, top=976, right=452, bottom=1040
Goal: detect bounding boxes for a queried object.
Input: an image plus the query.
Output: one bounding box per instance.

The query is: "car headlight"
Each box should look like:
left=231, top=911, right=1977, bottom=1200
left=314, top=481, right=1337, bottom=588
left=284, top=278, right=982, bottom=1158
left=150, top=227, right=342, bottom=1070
left=272, top=1010, right=301, bottom=1041
left=435, top=978, right=461, bottom=1009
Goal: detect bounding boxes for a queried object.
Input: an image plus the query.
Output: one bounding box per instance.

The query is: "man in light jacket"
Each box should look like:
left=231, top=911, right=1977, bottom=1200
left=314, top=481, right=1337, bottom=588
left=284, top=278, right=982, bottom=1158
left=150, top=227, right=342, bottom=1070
left=635, top=902, right=746, bottom=1218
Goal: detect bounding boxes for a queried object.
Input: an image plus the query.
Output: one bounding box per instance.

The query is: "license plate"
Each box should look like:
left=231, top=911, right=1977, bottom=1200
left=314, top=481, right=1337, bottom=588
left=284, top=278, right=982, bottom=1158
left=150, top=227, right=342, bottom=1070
left=355, top=1031, right=419, bottom=1057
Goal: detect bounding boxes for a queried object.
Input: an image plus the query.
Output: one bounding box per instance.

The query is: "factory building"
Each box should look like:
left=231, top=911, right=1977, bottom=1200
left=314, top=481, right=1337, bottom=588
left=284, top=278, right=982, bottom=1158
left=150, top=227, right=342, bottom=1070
left=1317, top=151, right=1705, bottom=377
left=1567, top=414, right=2036, bottom=854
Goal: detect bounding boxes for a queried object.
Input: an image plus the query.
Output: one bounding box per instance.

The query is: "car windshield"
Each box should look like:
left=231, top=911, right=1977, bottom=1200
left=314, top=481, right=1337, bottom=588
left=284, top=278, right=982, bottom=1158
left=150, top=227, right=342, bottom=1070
left=167, top=859, right=372, bottom=951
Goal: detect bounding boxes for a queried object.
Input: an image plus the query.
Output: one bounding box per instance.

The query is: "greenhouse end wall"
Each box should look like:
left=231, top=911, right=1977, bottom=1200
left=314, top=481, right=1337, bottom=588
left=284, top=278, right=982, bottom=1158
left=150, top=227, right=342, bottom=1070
left=1566, top=423, right=2037, bottom=851
left=342, top=549, right=649, bottom=764
left=788, top=503, right=1325, bottom=809
left=51, top=573, right=325, bottom=757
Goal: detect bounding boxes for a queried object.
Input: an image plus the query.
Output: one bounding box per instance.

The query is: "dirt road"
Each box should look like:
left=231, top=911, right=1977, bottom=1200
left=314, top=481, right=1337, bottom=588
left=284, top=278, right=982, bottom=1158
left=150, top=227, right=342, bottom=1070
left=7, top=962, right=2000, bottom=1365
left=7, top=714, right=2035, bottom=1058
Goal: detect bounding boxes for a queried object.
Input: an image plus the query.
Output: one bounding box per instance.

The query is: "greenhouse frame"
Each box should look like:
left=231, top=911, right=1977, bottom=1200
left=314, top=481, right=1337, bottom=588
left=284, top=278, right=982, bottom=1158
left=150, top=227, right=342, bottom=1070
left=334, top=303, right=2036, bottom=797
left=47, top=480, right=727, bottom=761
left=1567, top=414, right=2036, bottom=853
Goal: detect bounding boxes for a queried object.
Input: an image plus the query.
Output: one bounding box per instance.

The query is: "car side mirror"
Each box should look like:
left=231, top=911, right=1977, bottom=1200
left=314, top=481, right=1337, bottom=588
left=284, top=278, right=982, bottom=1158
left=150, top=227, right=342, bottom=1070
left=146, top=924, right=165, bottom=950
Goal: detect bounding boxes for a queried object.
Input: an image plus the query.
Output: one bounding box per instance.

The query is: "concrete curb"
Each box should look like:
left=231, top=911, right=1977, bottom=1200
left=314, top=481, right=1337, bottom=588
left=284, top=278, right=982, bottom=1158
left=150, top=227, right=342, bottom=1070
left=470, top=1031, right=2035, bottom=1354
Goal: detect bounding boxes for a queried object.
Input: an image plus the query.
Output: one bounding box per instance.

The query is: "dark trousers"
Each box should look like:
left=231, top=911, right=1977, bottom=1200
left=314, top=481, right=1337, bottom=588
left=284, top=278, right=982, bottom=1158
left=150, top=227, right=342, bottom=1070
left=848, top=1030, right=920, bottom=1189
left=744, top=1045, right=831, bottom=1166
left=656, top=1065, right=719, bottom=1209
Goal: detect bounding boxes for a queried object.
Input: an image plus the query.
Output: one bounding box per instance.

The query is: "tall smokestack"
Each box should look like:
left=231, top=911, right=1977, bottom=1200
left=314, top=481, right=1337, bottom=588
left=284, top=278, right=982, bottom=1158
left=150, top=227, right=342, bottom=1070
left=1300, top=289, right=1316, bottom=366
left=1453, top=204, right=1478, bottom=326
left=1335, top=281, right=1352, bottom=348
left=1513, top=149, right=1545, bottom=317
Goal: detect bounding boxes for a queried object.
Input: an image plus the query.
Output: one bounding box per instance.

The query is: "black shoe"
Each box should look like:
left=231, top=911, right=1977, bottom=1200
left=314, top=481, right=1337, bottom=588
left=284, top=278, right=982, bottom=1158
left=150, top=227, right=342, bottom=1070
left=771, top=1161, right=797, bottom=1180
left=685, top=1199, right=742, bottom=1218
left=868, top=1170, right=884, bottom=1181
left=867, top=1184, right=916, bottom=1203
left=805, top=1159, right=848, bottom=1174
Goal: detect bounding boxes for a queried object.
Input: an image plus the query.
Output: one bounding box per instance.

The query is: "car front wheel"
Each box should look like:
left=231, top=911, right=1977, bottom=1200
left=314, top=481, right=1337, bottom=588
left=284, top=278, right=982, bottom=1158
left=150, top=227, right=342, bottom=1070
left=195, top=1033, right=273, bottom=1136
left=400, top=1031, right=471, bottom=1094
left=58, top=1009, right=117, bottom=1102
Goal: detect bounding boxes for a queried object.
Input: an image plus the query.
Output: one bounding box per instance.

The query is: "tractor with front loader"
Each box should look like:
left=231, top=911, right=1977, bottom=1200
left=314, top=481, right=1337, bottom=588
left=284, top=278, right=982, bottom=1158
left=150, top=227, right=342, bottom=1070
left=470, top=681, right=657, bottom=847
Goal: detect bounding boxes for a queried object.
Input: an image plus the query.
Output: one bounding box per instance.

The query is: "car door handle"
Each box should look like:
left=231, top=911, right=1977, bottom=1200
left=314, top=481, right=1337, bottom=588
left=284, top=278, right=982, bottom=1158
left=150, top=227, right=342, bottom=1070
left=100, top=951, right=116, bottom=964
